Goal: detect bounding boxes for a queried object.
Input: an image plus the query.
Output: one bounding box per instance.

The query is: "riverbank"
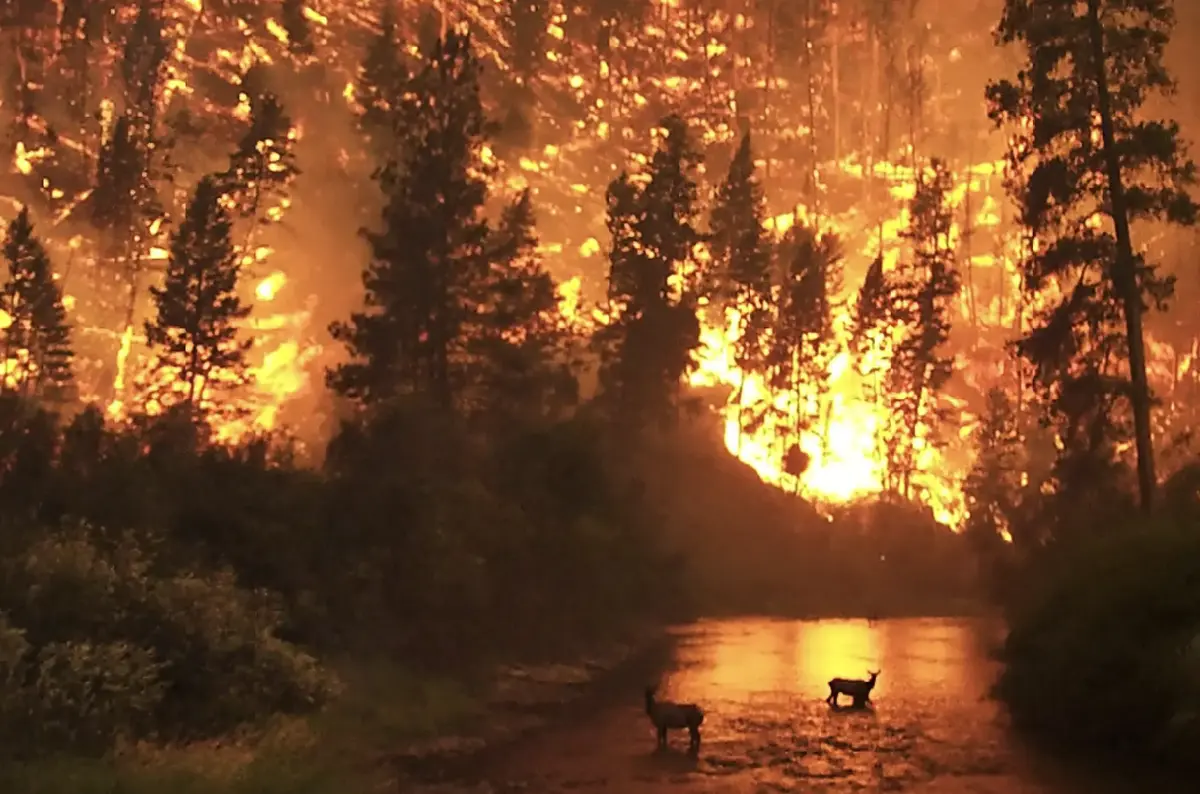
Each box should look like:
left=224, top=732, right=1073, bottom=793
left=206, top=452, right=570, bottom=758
left=0, top=624, right=673, bottom=794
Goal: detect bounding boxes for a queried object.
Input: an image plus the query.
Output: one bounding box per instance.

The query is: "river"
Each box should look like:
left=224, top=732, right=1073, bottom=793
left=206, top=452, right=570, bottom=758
left=411, top=617, right=1178, bottom=793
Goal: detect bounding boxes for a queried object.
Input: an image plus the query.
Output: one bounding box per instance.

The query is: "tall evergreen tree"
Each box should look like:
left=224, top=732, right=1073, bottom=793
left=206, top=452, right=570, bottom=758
left=767, top=225, right=841, bottom=477
left=0, top=208, right=74, bottom=403
left=144, top=176, right=251, bottom=411
left=356, top=1, right=410, bottom=158
left=987, top=0, right=1198, bottom=511
left=329, top=31, right=493, bottom=412
left=219, top=91, right=299, bottom=251
left=709, top=132, right=774, bottom=442
left=598, top=115, right=703, bottom=430
left=964, top=387, right=1021, bottom=549
left=472, top=189, right=578, bottom=426
left=884, top=159, right=961, bottom=496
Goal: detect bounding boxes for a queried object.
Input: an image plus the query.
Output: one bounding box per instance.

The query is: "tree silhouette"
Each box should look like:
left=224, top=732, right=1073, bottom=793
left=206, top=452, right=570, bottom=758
left=987, top=0, right=1198, bottom=511
left=0, top=208, right=74, bottom=403
left=144, top=176, right=251, bottom=412
left=472, top=189, right=577, bottom=426
left=884, top=159, right=961, bottom=496
left=709, top=132, right=774, bottom=443
left=767, top=225, right=841, bottom=478
left=356, top=2, right=410, bottom=159
left=329, top=31, right=492, bottom=412
left=598, top=115, right=703, bottom=431
left=220, top=92, right=299, bottom=253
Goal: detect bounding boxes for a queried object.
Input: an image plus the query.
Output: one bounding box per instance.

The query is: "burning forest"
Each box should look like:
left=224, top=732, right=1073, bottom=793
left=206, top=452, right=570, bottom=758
left=2, top=0, right=1200, bottom=781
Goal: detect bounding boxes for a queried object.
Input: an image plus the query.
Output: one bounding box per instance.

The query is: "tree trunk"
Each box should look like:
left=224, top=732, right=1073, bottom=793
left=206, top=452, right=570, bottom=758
left=1086, top=0, right=1156, bottom=512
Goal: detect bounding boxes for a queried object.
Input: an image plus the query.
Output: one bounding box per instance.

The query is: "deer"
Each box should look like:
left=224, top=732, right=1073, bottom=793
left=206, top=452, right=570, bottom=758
left=826, top=669, right=880, bottom=708
left=644, top=685, right=704, bottom=752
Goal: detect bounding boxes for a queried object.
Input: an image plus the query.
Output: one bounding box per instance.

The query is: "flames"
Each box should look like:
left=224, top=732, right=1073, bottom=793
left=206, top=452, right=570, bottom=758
left=3, top=1, right=1190, bottom=529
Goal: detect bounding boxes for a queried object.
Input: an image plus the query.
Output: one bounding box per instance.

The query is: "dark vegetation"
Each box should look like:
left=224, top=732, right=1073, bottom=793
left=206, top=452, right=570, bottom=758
left=7, top=0, right=1199, bottom=786
left=966, top=0, right=1200, bottom=775
left=0, top=2, right=978, bottom=788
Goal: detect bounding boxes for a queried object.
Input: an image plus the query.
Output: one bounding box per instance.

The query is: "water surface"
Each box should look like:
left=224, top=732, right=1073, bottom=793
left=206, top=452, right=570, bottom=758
left=419, top=617, right=1175, bottom=792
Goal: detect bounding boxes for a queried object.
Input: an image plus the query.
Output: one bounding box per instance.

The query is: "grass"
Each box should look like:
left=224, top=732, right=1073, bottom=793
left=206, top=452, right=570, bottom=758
left=0, top=660, right=483, bottom=794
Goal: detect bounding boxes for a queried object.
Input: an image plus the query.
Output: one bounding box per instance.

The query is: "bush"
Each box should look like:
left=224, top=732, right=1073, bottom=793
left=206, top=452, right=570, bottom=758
left=0, top=527, right=336, bottom=755
left=995, top=516, right=1200, bottom=766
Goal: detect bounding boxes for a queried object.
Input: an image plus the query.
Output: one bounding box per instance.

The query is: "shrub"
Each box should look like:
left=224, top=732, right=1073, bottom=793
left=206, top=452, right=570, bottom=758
left=995, top=516, right=1200, bottom=766
left=0, top=526, right=337, bottom=755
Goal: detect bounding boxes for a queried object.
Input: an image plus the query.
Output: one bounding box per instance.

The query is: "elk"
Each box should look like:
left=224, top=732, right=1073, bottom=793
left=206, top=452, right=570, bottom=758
left=644, top=685, right=704, bottom=752
left=826, top=669, right=880, bottom=708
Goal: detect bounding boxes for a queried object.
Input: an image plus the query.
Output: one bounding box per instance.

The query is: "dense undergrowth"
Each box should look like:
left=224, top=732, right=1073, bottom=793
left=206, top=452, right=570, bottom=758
left=0, top=390, right=976, bottom=790
left=994, top=473, right=1200, bottom=772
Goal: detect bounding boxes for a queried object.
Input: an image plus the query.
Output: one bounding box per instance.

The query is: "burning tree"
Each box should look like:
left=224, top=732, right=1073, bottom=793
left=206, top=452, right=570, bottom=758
left=768, top=224, right=841, bottom=478
left=987, top=0, right=1198, bottom=512
left=281, top=0, right=315, bottom=58
left=0, top=208, right=74, bottom=403
left=329, top=30, right=494, bottom=413
left=883, top=158, right=961, bottom=497
left=219, top=91, right=299, bottom=253
left=144, top=176, right=252, bottom=414
left=708, top=132, right=774, bottom=442
left=597, top=115, right=704, bottom=432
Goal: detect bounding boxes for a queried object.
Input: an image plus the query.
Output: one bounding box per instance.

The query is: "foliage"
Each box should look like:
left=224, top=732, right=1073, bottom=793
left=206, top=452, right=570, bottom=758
left=0, top=208, right=74, bottom=404
left=0, top=525, right=335, bottom=755
left=883, top=159, right=961, bottom=496
left=144, top=176, right=252, bottom=413
left=597, top=115, right=704, bottom=431
left=988, top=0, right=1198, bottom=510
left=996, top=510, right=1200, bottom=768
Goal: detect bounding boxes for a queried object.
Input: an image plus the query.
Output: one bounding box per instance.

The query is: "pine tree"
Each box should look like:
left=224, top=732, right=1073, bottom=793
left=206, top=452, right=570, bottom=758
left=964, top=387, right=1022, bottom=549
left=281, top=0, right=315, bottom=57
left=709, top=132, right=774, bottom=443
left=329, top=31, right=493, bottom=412
left=987, top=0, right=1198, bottom=511
left=884, top=159, right=961, bottom=496
left=121, top=0, right=167, bottom=120
left=501, top=0, right=548, bottom=90
left=220, top=91, right=299, bottom=251
left=598, top=115, right=703, bottom=430
left=963, top=386, right=1022, bottom=597
left=144, top=176, right=251, bottom=412
left=472, top=189, right=577, bottom=426
left=0, top=208, right=74, bottom=403
left=767, top=225, right=841, bottom=477
left=357, top=1, right=410, bottom=158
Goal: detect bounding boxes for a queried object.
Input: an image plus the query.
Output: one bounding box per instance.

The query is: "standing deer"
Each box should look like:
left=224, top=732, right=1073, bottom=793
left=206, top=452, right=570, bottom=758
left=826, top=669, right=880, bottom=708
left=644, top=685, right=704, bottom=752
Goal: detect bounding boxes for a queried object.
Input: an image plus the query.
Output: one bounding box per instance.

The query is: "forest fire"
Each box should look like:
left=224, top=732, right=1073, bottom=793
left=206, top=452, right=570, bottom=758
left=0, top=0, right=1192, bottom=531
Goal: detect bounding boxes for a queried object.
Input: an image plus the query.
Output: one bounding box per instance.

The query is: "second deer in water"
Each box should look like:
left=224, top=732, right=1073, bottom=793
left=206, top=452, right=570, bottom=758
left=644, top=685, right=704, bottom=752
left=826, top=670, right=880, bottom=708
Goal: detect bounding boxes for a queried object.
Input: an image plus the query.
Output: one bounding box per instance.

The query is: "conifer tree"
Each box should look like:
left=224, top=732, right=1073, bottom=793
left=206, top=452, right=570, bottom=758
left=501, top=0, right=548, bottom=90
left=281, top=0, right=315, bottom=57
left=598, top=115, right=703, bottom=430
left=964, top=387, right=1022, bottom=551
left=329, top=31, right=492, bottom=412
left=767, top=225, right=841, bottom=476
left=987, top=0, right=1198, bottom=511
left=0, top=208, right=74, bottom=403
left=220, top=92, right=299, bottom=251
left=357, top=1, right=410, bottom=158
left=473, top=189, right=577, bottom=425
left=709, top=132, right=774, bottom=441
left=884, top=159, right=961, bottom=496
left=145, top=176, right=251, bottom=411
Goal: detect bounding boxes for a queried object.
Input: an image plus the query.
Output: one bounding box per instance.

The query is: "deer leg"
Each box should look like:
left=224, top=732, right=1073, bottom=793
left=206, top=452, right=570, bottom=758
left=657, top=726, right=667, bottom=748
left=688, top=726, right=701, bottom=752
